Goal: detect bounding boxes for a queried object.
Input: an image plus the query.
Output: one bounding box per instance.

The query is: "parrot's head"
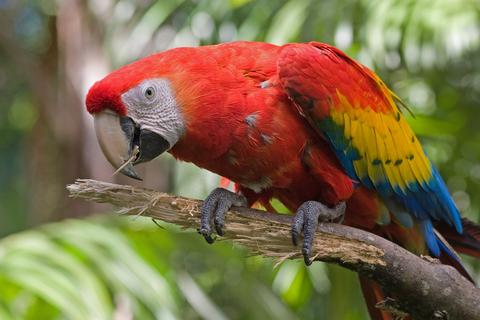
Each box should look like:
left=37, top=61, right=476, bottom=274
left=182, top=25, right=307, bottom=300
left=85, top=54, right=186, bottom=180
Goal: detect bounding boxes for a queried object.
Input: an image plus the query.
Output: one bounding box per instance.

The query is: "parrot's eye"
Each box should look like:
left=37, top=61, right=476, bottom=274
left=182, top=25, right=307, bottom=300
left=144, top=86, right=156, bottom=100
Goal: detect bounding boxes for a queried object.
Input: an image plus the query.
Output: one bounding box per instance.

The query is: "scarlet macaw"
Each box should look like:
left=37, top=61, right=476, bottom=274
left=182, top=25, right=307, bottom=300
left=86, top=41, right=480, bottom=319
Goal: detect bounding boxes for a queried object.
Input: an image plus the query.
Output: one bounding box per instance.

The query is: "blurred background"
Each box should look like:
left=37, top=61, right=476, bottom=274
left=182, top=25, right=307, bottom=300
left=0, top=0, right=479, bottom=319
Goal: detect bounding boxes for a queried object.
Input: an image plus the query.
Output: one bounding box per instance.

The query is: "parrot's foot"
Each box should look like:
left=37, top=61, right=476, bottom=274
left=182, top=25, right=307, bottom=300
left=291, top=201, right=346, bottom=266
left=198, top=188, right=248, bottom=244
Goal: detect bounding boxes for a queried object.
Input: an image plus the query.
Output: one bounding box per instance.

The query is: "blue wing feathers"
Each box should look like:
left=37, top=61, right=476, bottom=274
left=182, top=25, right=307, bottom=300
left=385, top=167, right=463, bottom=255
left=431, top=167, right=462, bottom=233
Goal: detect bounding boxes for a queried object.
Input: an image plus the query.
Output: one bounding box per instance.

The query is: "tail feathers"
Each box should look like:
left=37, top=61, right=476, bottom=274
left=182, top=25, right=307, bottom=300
left=436, top=218, right=480, bottom=259
left=420, top=220, right=440, bottom=256
left=359, top=276, right=408, bottom=320
left=420, top=219, right=475, bottom=283
left=435, top=230, right=475, bottom=283
left=359, top=218, right=479, bottom=319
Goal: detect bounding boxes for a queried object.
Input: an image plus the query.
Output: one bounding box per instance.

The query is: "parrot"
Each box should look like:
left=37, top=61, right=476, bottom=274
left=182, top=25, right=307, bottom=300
left=85, top=41, right=480, bottom=320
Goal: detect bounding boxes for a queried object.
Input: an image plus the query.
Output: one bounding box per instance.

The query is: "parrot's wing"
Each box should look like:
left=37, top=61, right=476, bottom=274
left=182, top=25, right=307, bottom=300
left=277, top=42, right=462, bottom=254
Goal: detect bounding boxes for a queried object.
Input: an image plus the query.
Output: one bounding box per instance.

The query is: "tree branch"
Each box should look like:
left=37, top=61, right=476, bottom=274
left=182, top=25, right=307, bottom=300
left=67, top=179, right=480, bottom=319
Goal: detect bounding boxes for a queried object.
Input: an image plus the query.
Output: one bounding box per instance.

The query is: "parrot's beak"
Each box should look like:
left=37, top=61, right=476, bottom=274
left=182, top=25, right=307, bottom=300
left=93, top=110, right=170, bottom=180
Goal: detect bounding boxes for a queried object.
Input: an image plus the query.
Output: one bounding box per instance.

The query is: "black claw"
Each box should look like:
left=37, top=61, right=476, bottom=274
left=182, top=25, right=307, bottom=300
left=199, top=188, right=247, bottom=244
left=214, top=224, right=224, bottom=236
left=203, top=234, right=215, bottom=244
left=291, top=200, right=346, bottom=266
left=199, top=209, right=213, bottom=242
left=214, top=219, right=225, bottom=236
left=302, top=249, right=312, bottom=266
left=204, top=234, right=216, bottom=244
left=197, top=227, right=216, bottom=244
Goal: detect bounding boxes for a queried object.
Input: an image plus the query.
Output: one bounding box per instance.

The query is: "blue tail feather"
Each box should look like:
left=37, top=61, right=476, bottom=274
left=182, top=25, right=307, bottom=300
left=424, top=220, right=474, bottom=282
left=421, top=219, right=463, bottom=265
left=421, top=220, right=440, bottom=256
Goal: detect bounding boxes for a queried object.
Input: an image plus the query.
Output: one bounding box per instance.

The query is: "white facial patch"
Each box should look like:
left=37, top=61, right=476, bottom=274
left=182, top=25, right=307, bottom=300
left=121, top=78, right=185, bottom=148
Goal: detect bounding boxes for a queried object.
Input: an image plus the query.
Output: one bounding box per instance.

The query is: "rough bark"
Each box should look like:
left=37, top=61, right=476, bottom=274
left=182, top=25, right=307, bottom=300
left=67, top=179, right=480, bottom=320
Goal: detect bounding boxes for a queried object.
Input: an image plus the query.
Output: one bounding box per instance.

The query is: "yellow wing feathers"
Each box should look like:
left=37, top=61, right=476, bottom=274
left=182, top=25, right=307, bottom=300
left=332, top=92, right=432, bottom=192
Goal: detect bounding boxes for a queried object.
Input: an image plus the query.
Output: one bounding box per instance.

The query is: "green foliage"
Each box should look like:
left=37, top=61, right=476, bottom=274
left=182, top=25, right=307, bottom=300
left=0, top=216, right=370, bottom=319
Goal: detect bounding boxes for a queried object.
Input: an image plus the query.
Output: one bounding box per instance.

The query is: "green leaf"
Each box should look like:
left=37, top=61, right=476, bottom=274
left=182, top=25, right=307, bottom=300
left=265, top=0, right=311, bottom=44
